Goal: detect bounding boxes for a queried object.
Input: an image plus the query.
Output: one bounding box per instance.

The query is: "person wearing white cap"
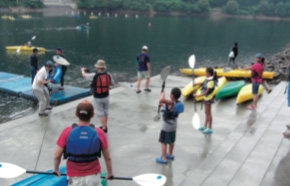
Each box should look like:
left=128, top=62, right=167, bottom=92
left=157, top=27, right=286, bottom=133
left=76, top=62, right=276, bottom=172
left=32, top=61, right=54, bottom=116
left=136, top=45, right=151, bottom=94
left=81, top=60, right=114, bottom=133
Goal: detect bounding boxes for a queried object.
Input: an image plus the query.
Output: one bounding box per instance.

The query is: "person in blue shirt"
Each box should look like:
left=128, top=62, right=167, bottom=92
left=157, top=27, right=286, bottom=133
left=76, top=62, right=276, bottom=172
left=136, top=45, right=151, bottom=94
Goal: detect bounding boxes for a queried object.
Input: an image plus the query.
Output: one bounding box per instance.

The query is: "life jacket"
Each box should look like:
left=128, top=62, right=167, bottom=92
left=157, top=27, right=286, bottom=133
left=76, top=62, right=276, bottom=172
left=91, top=72, right=111, bottom=98
left=163, top=101, right=184, bottom=121
left=201, top=78, right=217, bottom=95
left=63, top=124, right=101, bottom=163
left=251, top=62, right=263, bottom=81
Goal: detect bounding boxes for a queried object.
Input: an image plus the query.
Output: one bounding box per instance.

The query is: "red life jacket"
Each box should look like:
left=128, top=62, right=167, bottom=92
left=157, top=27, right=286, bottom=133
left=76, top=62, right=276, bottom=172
left=251, top=62, right=263, bottom=83
left=91, top=72, right=111, bottom=98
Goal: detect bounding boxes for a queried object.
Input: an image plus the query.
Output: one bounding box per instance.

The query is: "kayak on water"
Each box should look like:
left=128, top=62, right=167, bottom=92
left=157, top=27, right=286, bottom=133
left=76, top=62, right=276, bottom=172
left=89, top=15, right=98, bottom=19
left=215, top=80, right=246, bottom=100
left=76, top=25, right=90, bottom=30
left=181, top=76, right=206, bottom=98
left=12, top=166, right=108, bottom=186
left=6, top=46, right=46, bottom=52
left=236, top=84, right=263, bottom=104
left=195, top=76, right=227, bottom=102
left=179, top=68, right=275, bottom=80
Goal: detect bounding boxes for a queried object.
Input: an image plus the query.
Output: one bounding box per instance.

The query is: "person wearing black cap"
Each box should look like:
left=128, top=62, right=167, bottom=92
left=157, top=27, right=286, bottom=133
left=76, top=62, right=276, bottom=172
left=56, top=48, right=67, bottom=90
left=228, top=42, right=238, bottom=66
left=30, top=48, right=38, bottom=84
left=32, top=61, right=54, bottom=116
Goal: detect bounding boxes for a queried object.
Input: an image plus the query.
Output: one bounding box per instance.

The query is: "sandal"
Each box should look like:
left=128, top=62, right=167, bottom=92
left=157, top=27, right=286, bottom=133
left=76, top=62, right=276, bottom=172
left=247, top=105, right=255, bottom=110
left=155, top=157, right=168, bottom=164
left=166, top=154, right=174, bottom=160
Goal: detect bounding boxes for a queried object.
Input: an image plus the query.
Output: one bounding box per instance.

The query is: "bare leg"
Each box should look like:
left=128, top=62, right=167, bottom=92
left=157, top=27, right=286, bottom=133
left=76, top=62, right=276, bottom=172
left=168, top=143, right=174, bottom=156
left=161, top=143, right=167, bottom=161
left=204, top=104, right=210, bottom=128
left=145, top=77, right=150, bottom=89
left=99, top=116, right=107, bottom=129
left=207, top=104, right=212, bottom=129
left=136, top=78, right=142, bottom=91
left=253, top=94, right=258, bottom=108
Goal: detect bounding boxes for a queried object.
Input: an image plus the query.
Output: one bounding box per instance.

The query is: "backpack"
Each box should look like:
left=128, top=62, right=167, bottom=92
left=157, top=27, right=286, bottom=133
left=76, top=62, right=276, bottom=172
left=90, top=72, right=111, bottom=97
left=63, top=123, right=101, bottom=163
left=163, top=101, right=184, bottom=120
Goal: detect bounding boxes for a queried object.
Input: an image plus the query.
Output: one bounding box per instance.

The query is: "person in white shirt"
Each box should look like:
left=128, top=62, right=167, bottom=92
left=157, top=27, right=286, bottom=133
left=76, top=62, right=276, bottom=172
left=32, top=61, right=54, bottom=116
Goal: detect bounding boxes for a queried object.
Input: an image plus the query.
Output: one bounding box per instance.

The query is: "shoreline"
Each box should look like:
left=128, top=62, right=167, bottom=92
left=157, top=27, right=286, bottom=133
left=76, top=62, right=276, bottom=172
left=1, top=6, right=290, bottom=22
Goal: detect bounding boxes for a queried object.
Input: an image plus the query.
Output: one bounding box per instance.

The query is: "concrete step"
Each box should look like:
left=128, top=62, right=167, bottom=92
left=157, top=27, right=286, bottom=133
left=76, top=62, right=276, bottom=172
left=179, top=82, right=287, bottom=186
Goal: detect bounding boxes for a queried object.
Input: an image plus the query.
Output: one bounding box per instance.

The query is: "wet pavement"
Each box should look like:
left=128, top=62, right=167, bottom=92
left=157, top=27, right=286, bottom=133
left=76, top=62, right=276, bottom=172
left=0, top=75, right=290, bottom=186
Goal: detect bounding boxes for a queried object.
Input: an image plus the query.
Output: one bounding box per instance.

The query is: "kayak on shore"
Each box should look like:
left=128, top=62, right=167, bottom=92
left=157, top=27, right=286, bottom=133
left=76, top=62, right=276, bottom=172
left=236, top=84, right=263, bottom=104
left=6, top=46, right=46, bottom=52
left=195, top=76, right=227, bottom=102
left=181, top=76, right=206, bottom=98
left=216, top=80, right=246, bottom=100
left=180, top=68, right=275, bottom=80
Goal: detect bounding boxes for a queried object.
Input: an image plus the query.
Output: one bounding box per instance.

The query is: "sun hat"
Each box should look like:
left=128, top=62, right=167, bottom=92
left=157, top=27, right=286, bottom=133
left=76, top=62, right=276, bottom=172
left=94, top=59, right=106, bottom=69
left=45, top=60, right=54, bottom=68
left=255, top=53, right=264, bottom=59
left=142, top=45, right=148, bottom=51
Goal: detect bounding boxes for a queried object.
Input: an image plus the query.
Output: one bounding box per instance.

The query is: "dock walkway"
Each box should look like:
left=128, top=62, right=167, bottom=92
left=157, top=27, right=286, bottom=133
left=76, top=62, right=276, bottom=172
left=0, top=75, right=289, bottom=186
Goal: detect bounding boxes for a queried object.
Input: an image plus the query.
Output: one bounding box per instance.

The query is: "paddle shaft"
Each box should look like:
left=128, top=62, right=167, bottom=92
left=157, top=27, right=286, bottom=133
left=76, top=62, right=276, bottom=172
left=157, top=81, right=166, bottom=114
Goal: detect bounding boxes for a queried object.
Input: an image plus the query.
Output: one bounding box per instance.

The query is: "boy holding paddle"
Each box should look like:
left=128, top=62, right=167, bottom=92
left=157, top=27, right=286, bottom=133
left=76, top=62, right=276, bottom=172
left=156, top=88, right=184, bottom=164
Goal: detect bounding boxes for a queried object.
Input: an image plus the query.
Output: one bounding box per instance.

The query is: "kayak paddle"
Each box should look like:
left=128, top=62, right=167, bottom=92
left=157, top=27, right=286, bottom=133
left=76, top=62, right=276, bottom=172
left=153, top=66, right=171, bottom=121
left=17, top=35, right=36, bottom=53
left=188, top=55, right=201, bottom=129
left=0, top=162, right=167, bottom=186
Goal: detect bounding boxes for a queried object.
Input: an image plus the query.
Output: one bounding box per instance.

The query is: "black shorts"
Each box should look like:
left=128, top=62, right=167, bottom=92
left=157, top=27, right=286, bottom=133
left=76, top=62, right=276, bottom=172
left=203, top=98, right=214, bottom=105
left=159, top=130, right=176, bottom=144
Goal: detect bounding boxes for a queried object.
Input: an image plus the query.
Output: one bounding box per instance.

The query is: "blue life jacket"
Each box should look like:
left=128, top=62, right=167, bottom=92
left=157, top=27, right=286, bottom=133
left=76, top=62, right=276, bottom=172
left=163, top=101, right=184, bottom=121
left=64, top=124, right=101, bottom=163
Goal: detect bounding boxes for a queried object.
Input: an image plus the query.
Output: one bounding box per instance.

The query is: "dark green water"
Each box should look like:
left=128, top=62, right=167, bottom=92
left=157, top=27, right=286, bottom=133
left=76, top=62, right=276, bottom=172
left=1, top=12, right=290, bottom=123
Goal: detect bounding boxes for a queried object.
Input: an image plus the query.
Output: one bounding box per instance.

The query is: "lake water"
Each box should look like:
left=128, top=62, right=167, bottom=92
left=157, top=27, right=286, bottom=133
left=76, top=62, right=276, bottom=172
left=1, top=12, right=290, bottom=123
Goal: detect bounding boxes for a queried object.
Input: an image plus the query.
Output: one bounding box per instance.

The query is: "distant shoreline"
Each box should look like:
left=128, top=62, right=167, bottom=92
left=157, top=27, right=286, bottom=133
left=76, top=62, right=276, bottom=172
left=1, top=6, right=290, bottom=22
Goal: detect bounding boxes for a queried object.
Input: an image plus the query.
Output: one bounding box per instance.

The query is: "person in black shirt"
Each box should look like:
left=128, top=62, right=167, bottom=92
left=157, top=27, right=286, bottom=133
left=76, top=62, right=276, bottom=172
left=30, top=48, right=38, bottom=84
left=228, top=42, right=238, bottom=66
left=56, top=47, right=67, bottom=90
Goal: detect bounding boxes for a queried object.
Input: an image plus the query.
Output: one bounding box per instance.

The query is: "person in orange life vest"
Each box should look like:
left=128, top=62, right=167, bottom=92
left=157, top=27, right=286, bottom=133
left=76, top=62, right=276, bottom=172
left=81, top=60, right=114, bottom=133
left=53, top=100, right=114, bottom=185
left=242, top=53, right=264, bottom=110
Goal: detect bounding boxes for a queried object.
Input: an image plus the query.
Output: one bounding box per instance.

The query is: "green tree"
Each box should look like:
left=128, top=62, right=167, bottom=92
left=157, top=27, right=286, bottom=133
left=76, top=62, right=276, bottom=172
left=209, top=0, right=227, bottom=7
left=225, top=0, right=239, bottom=14
left=197, top=0, right=211, bottom=13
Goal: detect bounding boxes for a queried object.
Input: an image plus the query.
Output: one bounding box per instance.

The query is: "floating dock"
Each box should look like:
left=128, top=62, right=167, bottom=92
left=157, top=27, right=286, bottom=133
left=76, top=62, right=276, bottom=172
left=0, top=72, right=91, bottom=105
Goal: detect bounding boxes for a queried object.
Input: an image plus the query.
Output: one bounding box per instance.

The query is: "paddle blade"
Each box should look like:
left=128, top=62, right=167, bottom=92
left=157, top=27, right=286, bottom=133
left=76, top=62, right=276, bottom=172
left=153, top=114, right=161, bottom=122
left=53, top=55, right=70, bottom=66
left=188, top=55, right=196, bottom=68
left=192, top=112, right=200, bottom=130
left=133, top=174, right=166, bottom=186
left=0, top=162, right=26, bottom=178
left=160, top=66, right=171, bottom=82
left=31, top=35, right=36, bottom=40
left=16, top=48, right=21, bottom=53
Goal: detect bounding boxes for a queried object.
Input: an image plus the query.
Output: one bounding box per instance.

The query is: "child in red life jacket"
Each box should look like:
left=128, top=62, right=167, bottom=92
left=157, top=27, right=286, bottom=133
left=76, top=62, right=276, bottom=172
left=242, top=53, right=264, bottom=110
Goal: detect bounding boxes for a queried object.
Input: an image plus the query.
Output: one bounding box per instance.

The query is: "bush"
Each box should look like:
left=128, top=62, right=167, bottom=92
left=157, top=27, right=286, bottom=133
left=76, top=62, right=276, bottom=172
left=197, top=0, right=211, bottom=13
left=224, top=0, right=239, bottom=15
left=209, top=0, right=227, bottom=7
left=238, top=9, right=250, bottom=15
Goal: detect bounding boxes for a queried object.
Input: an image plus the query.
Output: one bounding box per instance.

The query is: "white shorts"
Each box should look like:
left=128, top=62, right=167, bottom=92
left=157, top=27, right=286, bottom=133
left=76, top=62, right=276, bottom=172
left=68, top=174, right=101, bottom=186
left=94, top=97, right=109, bottom=117
left=137, top=71, right=150, bottom=79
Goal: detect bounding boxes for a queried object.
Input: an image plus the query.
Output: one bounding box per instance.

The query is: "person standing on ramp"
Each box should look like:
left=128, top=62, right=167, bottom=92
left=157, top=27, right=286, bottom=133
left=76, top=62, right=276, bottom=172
left=136, top=45, right=151, bottom=94
left=81, top=60, right=114, bottom=133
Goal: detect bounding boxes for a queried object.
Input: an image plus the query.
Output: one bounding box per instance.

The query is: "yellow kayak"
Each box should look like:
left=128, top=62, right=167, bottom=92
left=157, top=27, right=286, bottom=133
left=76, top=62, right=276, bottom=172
left=195, top=77, right=227, bottom=101
left=6, top=46, right=46, bottom=52
left=179, top=68, right=274, bottom=80
left=236, top=84, right=263, bottom=104
left=89, top=15, right=98, bottom=19
left=21, top=15, right=31, bottom=19
left=8, top=16, right=15, bottom=20
left=1, top=15, right=9, bottom=19
left=181, top=76, right=206, bottom=98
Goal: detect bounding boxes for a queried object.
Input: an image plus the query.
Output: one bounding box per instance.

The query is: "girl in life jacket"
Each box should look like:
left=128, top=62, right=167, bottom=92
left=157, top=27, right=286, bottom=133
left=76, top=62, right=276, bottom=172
left=193, top=67, right=217, bottom=134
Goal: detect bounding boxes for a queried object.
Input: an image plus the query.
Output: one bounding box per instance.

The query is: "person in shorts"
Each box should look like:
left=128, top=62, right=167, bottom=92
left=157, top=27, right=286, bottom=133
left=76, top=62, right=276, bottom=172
left=243, top=53, right=264, bottom=110
left=156, top=88, right=184, bottom=164
left=53, top=100, right=114, bottom=185
left=136, top=45, right=151, bottom=94
left=194, top=67, right=217, bottom=134
left=81, top=60, right=114, bottom=133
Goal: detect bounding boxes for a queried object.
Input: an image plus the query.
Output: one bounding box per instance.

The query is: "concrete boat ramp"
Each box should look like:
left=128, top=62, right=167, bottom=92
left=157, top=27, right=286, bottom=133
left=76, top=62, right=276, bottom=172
left=0, top=75, right=290, bottom=186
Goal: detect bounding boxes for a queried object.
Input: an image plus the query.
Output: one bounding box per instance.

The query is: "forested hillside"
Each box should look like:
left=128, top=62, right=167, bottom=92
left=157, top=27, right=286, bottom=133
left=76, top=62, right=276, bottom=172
left=0, top=0, right=43, bottom=8
left=76, top=0, right=290, bottom=17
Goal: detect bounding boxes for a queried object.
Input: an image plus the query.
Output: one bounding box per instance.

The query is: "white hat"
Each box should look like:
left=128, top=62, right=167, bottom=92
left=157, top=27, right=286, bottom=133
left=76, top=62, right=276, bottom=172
left=95, top=59, right=106, bottom=69
left=142, top=45, right=148, bottom=51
